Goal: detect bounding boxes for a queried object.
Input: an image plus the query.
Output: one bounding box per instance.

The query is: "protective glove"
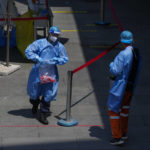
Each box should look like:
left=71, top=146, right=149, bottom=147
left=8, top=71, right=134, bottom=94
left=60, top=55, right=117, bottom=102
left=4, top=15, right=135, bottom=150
left=37, top=57, right=44, bottom=64
left=52, top=57, right=59, bottom=64
left=109, top=62, right=113, bottom=68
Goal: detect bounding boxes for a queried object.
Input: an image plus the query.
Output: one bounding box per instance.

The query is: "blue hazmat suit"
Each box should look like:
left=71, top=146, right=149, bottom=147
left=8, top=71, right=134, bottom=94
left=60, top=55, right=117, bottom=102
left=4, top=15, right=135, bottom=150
left=25, top=38, right=68, bottom=102
left=107, top=46, right=133, bottom=113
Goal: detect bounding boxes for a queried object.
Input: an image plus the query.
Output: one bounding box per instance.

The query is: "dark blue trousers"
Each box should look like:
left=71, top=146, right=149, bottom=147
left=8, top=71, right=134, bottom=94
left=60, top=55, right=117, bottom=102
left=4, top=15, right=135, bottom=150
left=30, top=97, right=51, bottom=113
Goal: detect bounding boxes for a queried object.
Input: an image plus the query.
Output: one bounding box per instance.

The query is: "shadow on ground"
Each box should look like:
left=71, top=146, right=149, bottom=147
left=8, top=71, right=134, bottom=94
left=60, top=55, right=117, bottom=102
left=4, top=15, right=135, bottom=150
left=8, top=108, right=34, bottom=119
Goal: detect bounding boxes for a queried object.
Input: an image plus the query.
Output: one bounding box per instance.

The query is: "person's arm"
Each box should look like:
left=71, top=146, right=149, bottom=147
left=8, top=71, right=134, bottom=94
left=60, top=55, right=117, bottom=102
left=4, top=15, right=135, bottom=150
left=25, top=41, right=40, bottom=62
left=110, top=52, right=124, bottom=76
left=52, top=45, right=69, bottom=65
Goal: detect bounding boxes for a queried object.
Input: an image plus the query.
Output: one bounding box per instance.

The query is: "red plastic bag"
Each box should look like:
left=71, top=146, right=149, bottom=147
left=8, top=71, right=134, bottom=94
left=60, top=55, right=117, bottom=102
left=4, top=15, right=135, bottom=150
left=40, top=72, right=56, bottom=84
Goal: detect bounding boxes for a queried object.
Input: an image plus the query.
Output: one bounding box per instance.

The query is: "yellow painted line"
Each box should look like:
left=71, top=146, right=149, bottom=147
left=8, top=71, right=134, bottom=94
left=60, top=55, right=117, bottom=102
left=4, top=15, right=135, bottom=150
left=62, top=30, right=97, bottom=32
left=53, top=11, right=87, bottom=14
left=62, top=30, right=78, bottom=32
left=90, top=45, right=123, bottom=48
left=86, top=24, right=96, bottom=27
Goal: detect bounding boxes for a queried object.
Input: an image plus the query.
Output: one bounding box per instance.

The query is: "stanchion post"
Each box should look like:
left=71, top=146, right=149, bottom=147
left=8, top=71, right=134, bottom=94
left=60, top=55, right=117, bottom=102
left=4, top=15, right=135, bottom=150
left=95, top=0, right=110, bottom=25
left=46, top=0, right=53, bottom=27
left=6, top=0, right=11, bottom=67
left=100, top=0, right=104, bottom=23
left=66, top=71, right=73, bottom=121
left=57, top=71, right=78, bottom=127
left=48, top=8, right=53, bottom=27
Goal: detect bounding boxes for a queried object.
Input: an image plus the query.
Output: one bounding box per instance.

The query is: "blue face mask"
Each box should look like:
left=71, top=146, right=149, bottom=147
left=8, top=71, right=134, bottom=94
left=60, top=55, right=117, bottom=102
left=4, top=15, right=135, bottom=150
left=49, top=36, right=58, bottom=42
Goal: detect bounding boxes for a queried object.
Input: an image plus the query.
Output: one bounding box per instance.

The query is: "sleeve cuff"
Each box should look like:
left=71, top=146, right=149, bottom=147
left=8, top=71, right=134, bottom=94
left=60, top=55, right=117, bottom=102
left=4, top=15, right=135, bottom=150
left=35, top=55, right=39, bottom=61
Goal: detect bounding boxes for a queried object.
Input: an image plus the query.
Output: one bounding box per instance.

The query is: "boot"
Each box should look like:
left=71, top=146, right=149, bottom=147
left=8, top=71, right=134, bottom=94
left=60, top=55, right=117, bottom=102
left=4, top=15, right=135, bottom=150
left=30, top=99, right=40, bottom=115
left=39, top=112, right=49, bottom=125
left=32, top=104, right=38, bottom=114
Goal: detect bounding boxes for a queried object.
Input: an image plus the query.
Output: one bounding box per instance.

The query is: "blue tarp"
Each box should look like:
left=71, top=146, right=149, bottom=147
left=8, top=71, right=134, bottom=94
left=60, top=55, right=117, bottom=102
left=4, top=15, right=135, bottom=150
left=0, top=28, right=6, bottom=47
left=0, top=27, right=16, bottom=48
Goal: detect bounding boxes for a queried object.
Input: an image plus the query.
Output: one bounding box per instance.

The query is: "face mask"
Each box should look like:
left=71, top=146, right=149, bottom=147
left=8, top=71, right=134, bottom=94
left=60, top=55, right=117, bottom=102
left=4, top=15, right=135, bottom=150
left=49, top=36, right=58, bottom=42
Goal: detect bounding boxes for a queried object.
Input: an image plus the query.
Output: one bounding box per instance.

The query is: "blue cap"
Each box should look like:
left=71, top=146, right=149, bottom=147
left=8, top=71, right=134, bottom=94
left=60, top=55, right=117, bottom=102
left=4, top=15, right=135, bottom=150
left=120, top=30, right=133, bottom=44
left=49, top=26, right=61, bottom=34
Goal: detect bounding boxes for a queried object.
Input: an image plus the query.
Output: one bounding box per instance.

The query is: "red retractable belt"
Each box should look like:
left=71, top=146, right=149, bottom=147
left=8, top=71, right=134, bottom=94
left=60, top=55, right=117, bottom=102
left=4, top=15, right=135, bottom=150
left=108, top=0, right=124, bottom=32
left=72, top=42, right=120, bottom=74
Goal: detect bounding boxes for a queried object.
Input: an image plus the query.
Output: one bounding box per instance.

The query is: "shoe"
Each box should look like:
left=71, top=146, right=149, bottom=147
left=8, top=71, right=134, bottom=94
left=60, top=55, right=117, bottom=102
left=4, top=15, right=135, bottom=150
left=39, top=112, right=49, bottom=125
left=30, top=99, right=40, bottom=115
left=110, top=138, right=124, bottom=145
left=122, top=134, right=128, bottom=140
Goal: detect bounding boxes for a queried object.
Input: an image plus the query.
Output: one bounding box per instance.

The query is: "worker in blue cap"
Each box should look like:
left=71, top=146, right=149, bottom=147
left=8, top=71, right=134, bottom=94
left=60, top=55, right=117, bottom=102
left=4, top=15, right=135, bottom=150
left=107, top=30, right=141, bottom=145
left=25, top=26, right=69, bottom=124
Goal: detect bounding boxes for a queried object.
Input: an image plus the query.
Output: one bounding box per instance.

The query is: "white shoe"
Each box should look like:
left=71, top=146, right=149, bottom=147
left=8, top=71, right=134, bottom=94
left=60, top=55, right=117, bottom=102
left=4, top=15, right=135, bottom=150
left=110, top=138, right=124, bottom=145
left=122, top=134, right=128, bottom=140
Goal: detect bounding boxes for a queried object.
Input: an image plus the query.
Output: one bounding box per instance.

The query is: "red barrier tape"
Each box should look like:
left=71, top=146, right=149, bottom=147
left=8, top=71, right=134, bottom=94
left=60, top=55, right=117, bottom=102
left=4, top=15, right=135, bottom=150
left=72, top=42, right=120, bottom=74
left=108, top=0, right=124, bottom=32
left=0, top=17, right=48, bottom=21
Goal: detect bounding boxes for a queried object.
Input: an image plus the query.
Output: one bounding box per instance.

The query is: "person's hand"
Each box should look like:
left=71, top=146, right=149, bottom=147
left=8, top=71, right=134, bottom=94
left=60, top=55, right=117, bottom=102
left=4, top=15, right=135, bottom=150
left=109, top=62, right=113, bottom=68
left=52, top=57, right=58, bottom=61
left=37, top=57, right=43, bottom=64
left=52, top=57, right=59, bottom=64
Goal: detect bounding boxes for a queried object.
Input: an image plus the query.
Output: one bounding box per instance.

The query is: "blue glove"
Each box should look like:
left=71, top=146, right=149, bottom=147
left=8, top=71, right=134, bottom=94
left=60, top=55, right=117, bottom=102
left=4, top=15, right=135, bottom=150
left=37, top=57, right=43, bottom=64
left=52, top=57, right=59, bottom=63
left=109, top=62, right=113, bottom=68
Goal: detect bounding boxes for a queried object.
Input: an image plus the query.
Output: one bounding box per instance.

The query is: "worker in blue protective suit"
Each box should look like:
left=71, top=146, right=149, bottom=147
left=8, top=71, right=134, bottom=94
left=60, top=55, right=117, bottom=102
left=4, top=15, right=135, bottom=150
left=25, top=26, right=69, bottom=124
left=107, top=30, right=141, bottom=145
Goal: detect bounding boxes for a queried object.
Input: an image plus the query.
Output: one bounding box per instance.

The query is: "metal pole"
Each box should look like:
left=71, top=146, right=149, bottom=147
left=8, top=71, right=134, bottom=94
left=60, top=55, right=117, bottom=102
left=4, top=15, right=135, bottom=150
left=6, top=0, right=11, bottom=67
left=57, top=70, right=78, bottom=126
left=95, top=0, right=110, bottom=25
left=48, top=8, right=53, bottom=27
left=66, top=71, right=73, bottom=121
left=45, top=0, right=53, bottom=27
left=100, top=0, right=104, bottom=22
